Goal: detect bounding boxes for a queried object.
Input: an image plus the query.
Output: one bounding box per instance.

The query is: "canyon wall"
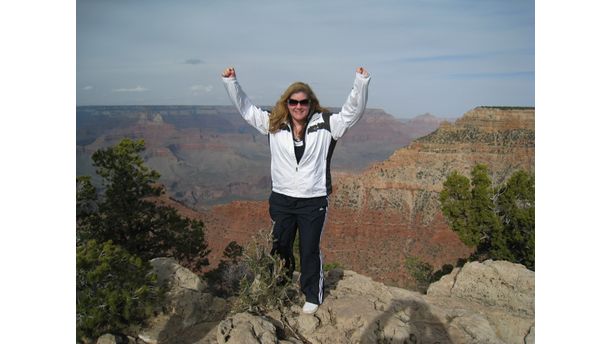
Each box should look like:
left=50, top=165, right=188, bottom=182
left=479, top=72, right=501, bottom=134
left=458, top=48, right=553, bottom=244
left=202, top=107, right=535, bottom=287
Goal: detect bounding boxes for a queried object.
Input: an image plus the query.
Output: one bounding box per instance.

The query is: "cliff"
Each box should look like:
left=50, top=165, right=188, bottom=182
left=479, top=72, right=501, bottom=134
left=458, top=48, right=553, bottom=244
left=201, top=106, right=535, bottom=287
left=324, top=106, right=534, bottom=286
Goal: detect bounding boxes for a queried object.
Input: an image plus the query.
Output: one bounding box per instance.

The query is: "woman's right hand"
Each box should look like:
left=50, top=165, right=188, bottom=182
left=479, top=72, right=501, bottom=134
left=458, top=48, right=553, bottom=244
left=222, top=67, right=236, bottom=78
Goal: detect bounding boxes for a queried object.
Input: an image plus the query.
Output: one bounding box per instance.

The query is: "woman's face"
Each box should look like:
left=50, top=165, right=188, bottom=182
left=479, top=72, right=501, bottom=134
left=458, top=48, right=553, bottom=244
left=287, top=91, right=310, bottom=124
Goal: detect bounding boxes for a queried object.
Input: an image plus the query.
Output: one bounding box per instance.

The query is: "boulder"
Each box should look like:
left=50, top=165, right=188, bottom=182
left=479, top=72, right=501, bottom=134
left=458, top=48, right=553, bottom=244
left=138, top=258, right=228, bottom=344
left=95, top=334, right=121, bottom=344
left=425, top=260, right=535, bottom=344
left=427, top=260, right=535, bottom=316
left=217, top=313, right=278, bottom=344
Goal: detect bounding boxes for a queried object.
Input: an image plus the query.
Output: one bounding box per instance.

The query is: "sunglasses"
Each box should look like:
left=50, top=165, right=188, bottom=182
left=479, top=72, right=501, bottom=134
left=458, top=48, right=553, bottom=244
left=287, top=99, right=311, bottom=107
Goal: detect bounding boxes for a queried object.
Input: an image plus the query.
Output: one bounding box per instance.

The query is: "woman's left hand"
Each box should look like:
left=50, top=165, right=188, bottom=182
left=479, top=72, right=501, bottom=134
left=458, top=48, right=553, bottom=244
left=356, top=67, right=369, bottom=77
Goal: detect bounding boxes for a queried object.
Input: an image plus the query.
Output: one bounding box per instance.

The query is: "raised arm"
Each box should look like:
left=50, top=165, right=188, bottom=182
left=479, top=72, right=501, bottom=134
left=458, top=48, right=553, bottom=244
left=221, top=67, right=269, bottom=134
left=329, top=67, right=371, bottom=140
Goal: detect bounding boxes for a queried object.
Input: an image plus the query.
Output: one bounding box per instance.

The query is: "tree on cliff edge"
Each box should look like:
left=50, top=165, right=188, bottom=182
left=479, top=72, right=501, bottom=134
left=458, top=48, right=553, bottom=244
left=76, top=138, right=210, bottom=271
left=440, top=164, right=534, bottom=270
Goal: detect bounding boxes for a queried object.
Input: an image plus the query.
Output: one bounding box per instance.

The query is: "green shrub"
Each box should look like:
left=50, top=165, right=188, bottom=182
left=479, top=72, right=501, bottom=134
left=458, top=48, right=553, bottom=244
left=440, top=165, right=535, bottom=270
left=405, top=255, right=434, bottom=293
left=323, top=262, right=343, bottom=271
left=76, top=240, right=162, bottom=342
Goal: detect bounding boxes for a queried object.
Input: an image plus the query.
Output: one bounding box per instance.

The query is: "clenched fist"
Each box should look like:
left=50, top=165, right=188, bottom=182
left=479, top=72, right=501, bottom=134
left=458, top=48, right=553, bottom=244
left=222, top=67, right=236, bottom=78
left=356, top=67, right=369, bottom=77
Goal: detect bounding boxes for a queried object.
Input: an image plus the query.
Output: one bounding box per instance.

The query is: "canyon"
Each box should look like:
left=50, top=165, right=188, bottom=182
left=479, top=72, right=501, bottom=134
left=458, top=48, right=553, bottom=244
left=77, top=106, right=445, bottom=209
left=197, top=106, right=535, bottom=288
left=77, top=105, right=534, bottom=288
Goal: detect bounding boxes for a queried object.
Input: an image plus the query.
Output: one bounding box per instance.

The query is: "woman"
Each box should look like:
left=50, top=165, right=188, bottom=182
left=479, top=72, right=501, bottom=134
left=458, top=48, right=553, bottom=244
left=221, top=66, right=371, bottom=314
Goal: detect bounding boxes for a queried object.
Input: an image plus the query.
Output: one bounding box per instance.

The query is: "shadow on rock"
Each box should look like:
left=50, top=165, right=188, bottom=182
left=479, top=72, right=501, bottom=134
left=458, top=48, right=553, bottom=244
left=359, top=298, right=451, bottom=344
left=323, top=268, right=344, bottom=300
left=155, top=312, right=219, bottom=344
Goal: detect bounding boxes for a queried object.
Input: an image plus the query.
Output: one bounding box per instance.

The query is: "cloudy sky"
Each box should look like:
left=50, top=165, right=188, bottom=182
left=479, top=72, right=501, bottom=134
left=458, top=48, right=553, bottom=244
left=76, top=0, right=534, bottom=118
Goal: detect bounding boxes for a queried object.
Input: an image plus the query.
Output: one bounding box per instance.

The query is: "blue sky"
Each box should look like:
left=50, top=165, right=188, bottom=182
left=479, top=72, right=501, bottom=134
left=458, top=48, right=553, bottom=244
left=76, top=0, right=534, bottom=118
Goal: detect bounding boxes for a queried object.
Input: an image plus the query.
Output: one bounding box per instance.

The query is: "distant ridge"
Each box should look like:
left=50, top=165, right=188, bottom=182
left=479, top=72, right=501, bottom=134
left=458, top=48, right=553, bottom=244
left=76, top=105, right=444, bottom=209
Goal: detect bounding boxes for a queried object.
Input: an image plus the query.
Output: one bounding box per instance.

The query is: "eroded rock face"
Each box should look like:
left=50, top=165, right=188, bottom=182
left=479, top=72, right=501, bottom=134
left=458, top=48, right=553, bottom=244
left=219, top=260, right=534, bottom=344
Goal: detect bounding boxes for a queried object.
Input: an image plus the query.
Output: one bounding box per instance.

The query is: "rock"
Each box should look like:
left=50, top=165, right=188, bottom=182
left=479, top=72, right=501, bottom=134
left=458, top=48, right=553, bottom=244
left=96, top=334, right=121, bottom=344
left=426, top=260, right=535, bottom=344
left=427, top=260, right=534, bottom=316
left=525, top=325, right=535, bottom=344
left=138, top=258, right=228, bottom=344
left=217, top=313, right=278, bottom=344
left=254, top=262, right=534, bottom=344
left=95, top=334, right=138, bottom=344
left=447, top=313, right=505, bottom=344
left=136, top=258, right=534, bottom=344
left=150, top=257, right=207, bottom=292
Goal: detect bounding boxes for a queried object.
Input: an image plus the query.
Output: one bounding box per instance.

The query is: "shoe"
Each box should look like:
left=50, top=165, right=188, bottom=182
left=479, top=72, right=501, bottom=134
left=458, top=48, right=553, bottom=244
left=302, top=302, right=319, bottom=314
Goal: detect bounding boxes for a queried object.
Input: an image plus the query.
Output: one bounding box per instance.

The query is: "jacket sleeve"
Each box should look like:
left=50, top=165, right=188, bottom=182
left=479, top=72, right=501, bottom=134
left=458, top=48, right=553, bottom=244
left=329, top=72, right=371, bottom=140
left=222, top=76, right=270, bottom=134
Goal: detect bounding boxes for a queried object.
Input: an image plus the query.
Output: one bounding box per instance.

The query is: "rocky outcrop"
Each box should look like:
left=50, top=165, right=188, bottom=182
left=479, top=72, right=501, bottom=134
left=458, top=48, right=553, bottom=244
left=94, top=259, right=534, bottom=344
left=215, top=260, right=534, bottom=344
left=137, top=258, right=228, bottom=344
left=426, top=260, right=535, bottom=344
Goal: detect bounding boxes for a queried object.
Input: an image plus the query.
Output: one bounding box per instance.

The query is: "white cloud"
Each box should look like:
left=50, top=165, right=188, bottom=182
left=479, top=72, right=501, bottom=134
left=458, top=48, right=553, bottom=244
left=112, top=86, right=148, bottom=92
left=190, top=84, right=213, bottom=93
left=83, top=85, right=93, bottom=91
left=185, top=58, right=203, bottom=65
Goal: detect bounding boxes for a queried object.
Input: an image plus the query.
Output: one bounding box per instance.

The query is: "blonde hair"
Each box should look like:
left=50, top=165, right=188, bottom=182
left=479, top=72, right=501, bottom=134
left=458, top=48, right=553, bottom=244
left=268, top=82, right=328, bottom=133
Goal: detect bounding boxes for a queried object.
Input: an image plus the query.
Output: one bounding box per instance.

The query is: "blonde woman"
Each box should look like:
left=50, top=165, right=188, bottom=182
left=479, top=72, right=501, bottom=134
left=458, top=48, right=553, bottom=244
left=222, top=67, right=371, bottom=314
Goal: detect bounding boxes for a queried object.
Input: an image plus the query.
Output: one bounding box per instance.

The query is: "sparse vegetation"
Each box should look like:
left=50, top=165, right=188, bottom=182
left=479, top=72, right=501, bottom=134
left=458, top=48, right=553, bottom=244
left=205, top=241, right=248, bottom=298
left=232, top=228, right=299, bottom=314
left=323, top=262, right=343, bottom=271
left=405, top=256, right=434, bottom=293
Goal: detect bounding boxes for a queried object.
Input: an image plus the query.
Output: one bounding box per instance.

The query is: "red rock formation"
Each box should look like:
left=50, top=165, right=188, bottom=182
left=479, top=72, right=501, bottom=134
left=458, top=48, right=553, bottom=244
left=198, top=106, right=535, bottom=288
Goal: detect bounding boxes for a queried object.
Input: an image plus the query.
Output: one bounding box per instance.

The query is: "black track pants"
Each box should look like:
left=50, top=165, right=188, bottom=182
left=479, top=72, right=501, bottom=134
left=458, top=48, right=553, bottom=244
left=269, top=191, right=327, bottom=305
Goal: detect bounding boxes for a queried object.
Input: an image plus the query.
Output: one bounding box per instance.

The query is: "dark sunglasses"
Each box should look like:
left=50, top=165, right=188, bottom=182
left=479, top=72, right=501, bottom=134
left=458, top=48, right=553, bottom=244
left=287, top=99, right=311, bottom=106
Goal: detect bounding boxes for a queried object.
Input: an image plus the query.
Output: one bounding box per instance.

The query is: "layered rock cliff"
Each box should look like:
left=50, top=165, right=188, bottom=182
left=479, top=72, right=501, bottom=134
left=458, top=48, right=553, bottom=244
left=323, top=106, right=535, bottom=286
left=202, top=106, right=535, bottom=287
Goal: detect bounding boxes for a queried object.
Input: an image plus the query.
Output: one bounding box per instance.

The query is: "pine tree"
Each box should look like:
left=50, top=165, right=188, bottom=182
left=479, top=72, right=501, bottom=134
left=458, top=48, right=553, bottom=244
left=496, top=170, right=535, bottom=269
left=440, top=165, right=535, bottom=270
left=77, top=138, right=210, bottom=271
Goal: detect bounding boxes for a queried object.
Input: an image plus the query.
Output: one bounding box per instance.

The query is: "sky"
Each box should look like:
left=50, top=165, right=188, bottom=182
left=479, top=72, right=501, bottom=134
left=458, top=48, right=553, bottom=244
left=76, top=0, right=534, bottom=118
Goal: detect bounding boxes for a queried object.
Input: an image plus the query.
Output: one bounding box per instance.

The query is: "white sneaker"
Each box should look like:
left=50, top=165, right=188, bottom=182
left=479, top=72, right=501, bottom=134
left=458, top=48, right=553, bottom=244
left=302, top=302, right=319, bottom=314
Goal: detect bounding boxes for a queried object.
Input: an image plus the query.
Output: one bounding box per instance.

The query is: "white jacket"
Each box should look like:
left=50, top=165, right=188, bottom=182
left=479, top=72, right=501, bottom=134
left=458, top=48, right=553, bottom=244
left=222, top=73, right=371, bottom=198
